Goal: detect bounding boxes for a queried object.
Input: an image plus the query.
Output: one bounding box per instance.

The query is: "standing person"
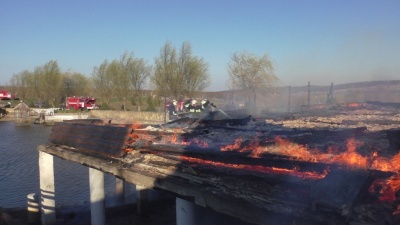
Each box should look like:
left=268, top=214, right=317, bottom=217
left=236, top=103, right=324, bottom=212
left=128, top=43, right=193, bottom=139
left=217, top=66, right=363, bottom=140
left=201, top=99, right=211, bottom=112
left=184, top=98, right=192, bottom=112
left=187, top=99, right=201, bottom=113
left=177, top=96, right=184, bottom=112
left=168, top=100, right=178, bottom=120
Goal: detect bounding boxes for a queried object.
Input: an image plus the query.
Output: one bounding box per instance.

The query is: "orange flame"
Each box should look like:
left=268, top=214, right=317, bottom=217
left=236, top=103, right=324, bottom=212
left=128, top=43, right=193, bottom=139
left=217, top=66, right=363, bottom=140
left=369, top=174, right=400, bottom=202
left=220, top=136, right=400, bottom=203
left=347, top=102, right=360, bottom=107
left=170, top=133, right=178, bottom=144
left=131, top=122, right=142, bottom=130
left=127, top=122, right=400, bottom=205
left=327, top=138, right=367, bottom=168
left=180, top=155, right=329, bottom=180
left=221, top=137, right=243, bottom=151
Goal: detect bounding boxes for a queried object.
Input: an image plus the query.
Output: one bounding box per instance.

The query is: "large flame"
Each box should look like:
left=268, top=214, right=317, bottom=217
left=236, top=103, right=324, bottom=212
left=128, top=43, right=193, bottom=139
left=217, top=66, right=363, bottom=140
left=127, top=124, right=400, bottom=206
left=220, top=136, right=400, bottom=203
left=220, top=136, right=400, bottom=171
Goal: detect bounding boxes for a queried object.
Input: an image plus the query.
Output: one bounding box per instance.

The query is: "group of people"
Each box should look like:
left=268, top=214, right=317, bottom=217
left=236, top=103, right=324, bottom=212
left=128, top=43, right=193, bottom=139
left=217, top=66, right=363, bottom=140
left=167, top=98, right=214, bottom=120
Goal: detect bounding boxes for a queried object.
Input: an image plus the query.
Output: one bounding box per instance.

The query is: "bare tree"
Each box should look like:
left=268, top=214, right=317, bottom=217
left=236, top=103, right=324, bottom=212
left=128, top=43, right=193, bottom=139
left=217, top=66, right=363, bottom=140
left=61, top=72, right=90, bottom=98
left=41, top=60, right=62, bottom=107
left=29, top=66, right=44, bottom=102
left=228, top=51, right=279, bottom=110
left=122, top=52, right=151, bottom=112
left=92, top=60, right=113, bottom=105
left=107, top=60, right=130, bottom=110
left=9, top=70, right=31, bottom=100
left=179, top=42, right=210, bottom=96
left=152, top=41, right=210, bottom=100
left=152, top=42, right=178, bottom=98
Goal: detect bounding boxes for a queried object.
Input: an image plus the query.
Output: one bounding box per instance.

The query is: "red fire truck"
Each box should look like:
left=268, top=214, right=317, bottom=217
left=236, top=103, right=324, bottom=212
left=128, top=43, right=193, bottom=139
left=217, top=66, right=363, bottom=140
left=0, top=90, right=16, bottom=100
left=66, top=96, right=98, bottom=110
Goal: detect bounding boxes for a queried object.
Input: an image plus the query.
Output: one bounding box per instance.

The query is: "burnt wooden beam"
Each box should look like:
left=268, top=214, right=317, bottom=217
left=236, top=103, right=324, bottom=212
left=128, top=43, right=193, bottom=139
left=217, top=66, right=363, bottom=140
left=135, top=144, right=333, bottom=173
left=49, top=122, right=132, bottom=158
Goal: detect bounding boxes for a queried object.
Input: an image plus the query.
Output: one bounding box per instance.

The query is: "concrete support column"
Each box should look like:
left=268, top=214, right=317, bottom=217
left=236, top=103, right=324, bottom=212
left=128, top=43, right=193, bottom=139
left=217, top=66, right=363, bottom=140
left=115, top=178, right=125, bottom=206
left=89, top=168, right=105, bottom=225
left=176, top=198, right=196, bottom=225
left=136, top=185, right=149, bottom=215
left=27, top=193, right=40, bottom=225
left=39, top=151, right=56, bottom=225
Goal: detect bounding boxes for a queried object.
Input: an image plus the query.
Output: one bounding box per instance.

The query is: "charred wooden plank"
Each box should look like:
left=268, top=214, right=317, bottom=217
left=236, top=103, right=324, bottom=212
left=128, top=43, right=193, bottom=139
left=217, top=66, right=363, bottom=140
left=48, top=122, right=132, bottom=157
left=135, top=144, right=330, bottom=172
left=386, top=129, right=400, bottom=152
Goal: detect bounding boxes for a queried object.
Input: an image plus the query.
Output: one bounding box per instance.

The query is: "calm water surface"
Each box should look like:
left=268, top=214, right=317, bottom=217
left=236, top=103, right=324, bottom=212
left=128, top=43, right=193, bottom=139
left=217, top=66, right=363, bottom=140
left=0, top=122, right=128, bottom=208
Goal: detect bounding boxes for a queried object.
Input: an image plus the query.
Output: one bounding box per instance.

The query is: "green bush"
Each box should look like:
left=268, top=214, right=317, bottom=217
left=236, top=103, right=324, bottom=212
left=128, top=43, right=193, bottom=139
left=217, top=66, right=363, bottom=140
left=100, top=103, right=112, bottom=110
left=145, top=96, right=156, bottom=111
left=130, top=98, right=136, bottom=106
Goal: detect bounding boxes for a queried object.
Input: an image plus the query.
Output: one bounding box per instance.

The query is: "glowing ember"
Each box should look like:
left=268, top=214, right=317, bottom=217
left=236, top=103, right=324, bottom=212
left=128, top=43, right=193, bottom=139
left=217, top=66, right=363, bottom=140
left=221, top=137, right=243, bottom=151
left=220, top=136, right=400, bottom=203
left=179, top=155, right=329, bottom=180
left=369, top=174, right=400, bottom=202
left=127, top=122, right=400, bottom=206
left=348, top=102, right=361, bottom=107
left=131, top=122, right=142, bottom=130
left=191, top=138, right=209, bottom=148
left=220, top=137, right=397, bottom=170
left=170, top=133, right=178, bottom=144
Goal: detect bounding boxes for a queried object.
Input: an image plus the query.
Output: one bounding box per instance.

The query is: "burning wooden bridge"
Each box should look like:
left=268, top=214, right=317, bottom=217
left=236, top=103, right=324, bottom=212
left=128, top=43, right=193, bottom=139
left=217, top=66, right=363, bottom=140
left=38, top=108, right=400, bottom=225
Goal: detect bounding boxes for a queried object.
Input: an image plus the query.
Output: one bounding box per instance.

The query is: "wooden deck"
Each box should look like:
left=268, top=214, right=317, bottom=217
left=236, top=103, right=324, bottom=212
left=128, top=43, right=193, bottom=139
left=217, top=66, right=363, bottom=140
left=39, top=143, right=386, bottom=225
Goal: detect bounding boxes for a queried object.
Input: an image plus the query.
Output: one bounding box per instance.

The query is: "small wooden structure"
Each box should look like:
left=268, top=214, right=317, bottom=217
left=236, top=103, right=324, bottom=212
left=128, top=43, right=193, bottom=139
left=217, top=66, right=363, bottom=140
left=14, top=101, right=31, bottom=125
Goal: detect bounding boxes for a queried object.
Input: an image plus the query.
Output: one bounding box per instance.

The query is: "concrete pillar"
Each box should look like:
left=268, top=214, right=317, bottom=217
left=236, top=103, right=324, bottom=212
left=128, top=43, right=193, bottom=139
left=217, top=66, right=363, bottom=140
left=176, top=198, right=196, bottom=225
left=136, top=185, right=149, bottom=215
left=39, top=151, right=56, bottom=225
left=89, top=168, right=105, bottom=225
left=27, top=193, right=40, bottom=225
left=115, top=178, right=125, bottom=206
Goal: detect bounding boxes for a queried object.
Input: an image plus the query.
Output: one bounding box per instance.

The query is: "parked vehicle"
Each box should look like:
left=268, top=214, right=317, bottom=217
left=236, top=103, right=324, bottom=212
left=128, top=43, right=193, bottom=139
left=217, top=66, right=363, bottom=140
left=66, top=96, right=98, bottom=110
left=0, top=90, right=17, bottom=100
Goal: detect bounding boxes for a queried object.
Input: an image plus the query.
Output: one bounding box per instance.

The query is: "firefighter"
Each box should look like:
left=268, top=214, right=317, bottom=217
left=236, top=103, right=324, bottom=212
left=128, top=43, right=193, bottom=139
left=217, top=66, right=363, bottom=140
left=183, top=98, right=192, bottom=112
left=201, top=99, right=211, bottom=112
left=186, top=99, right=201, bottom=113
left=168, top=100, right=178, bottom=120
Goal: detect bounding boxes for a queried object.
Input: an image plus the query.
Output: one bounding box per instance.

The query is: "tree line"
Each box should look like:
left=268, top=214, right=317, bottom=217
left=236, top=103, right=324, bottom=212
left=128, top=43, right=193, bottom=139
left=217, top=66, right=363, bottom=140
left=5, top=41, right=278, bottom=111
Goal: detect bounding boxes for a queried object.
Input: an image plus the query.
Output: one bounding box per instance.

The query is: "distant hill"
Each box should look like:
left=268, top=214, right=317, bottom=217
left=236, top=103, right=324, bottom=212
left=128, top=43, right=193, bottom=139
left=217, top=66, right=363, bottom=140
left=286, top=80, right=400, bottom=93
left=202, top=80, right=400, bottom=112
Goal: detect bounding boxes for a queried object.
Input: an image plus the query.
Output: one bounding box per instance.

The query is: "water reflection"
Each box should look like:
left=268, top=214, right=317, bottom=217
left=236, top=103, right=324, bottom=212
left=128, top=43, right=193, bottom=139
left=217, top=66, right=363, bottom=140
left=0, top=122, right=130, bottom=208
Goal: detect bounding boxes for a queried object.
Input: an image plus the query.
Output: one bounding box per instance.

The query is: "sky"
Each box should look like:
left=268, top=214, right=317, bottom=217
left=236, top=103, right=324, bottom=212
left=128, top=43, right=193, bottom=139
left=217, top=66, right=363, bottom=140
left=1, top=0, right=399, bottom=91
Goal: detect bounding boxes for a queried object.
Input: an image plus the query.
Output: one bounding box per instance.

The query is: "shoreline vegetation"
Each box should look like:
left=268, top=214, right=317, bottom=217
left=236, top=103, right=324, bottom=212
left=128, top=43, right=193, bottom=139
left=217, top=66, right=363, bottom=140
left=0, top=108, right=165, bottom=125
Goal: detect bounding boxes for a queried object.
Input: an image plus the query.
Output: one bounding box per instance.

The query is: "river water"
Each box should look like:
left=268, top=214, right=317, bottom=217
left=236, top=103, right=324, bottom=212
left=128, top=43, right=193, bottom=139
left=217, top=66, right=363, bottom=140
left=0, top=121, right=132, bottom=208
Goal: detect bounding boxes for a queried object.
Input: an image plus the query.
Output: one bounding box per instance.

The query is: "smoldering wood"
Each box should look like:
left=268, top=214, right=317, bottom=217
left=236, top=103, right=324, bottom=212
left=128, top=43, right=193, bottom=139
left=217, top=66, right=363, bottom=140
left=43, top=108, right=400, bottom=225
left=40, top=144, right=372, bottom=225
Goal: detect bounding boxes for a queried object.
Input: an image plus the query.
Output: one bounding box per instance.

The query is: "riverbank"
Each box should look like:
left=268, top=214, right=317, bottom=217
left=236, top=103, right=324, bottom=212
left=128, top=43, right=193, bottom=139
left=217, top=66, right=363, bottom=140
left=0, top=109, right=165, bottom=124
left=0, top=108, right=14, bottom=121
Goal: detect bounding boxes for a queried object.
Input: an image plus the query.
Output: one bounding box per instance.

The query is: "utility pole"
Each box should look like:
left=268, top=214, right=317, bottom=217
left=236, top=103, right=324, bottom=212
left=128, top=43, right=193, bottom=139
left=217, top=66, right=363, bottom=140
left=327, top=82, right=334, bottom=104
left=307, top=81, right=310, bottom=106
left=288, top=86, right=291, bottom=113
